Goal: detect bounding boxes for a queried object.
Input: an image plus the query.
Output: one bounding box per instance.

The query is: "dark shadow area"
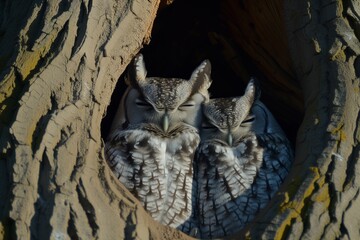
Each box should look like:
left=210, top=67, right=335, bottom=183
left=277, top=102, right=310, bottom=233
left=101, top=0, right=303, bottom=145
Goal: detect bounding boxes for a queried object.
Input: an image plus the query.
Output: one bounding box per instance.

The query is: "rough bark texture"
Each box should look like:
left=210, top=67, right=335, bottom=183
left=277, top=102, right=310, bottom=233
left=237, top=0, right=360, bottom=239
left=0, top=0, right=191, bottom=239
left=0, top=0, right=359, bottom=239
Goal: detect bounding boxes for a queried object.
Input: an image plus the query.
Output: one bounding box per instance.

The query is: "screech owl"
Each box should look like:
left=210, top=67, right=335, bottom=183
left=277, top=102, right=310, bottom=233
left=105, top=54, right=211, bottom=232
left=195, top=79, right=293, bottom=238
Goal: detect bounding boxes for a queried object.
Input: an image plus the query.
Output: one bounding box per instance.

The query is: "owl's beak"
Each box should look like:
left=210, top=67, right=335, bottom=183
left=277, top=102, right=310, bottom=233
left=162, top=112, right=169, bottom=132
left=227, top=131, right=233, bottom=146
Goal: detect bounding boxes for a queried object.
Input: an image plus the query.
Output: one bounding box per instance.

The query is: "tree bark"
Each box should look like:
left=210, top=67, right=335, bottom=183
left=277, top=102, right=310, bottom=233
left=0, top=0, right=190, bottom=239
left=0, top=0, right=359, bottom=239
left=237, top=0, right=360, bottom=239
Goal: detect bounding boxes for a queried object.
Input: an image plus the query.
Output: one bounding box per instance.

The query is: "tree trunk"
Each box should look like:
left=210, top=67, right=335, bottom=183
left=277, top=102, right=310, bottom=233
left=239, top=0, right=360, bottom=239
left=0, top=0, right=190, bottom=239
left=0, top=0, right=359, bottom=239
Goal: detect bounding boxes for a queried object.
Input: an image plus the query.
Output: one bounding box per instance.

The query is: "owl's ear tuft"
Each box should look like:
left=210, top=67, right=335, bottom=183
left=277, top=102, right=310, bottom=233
left=125, top=54, right=147, bottom=87
left=243, top=78, right=261, bottom=105
left=246, top=78, right=261, bottom=101
left=233, top=78, right=261, bottom=121
left=190, top=60, right=212, bottom=100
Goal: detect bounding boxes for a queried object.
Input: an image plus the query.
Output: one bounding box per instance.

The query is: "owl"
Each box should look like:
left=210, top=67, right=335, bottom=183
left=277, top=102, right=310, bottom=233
left=195, top=79, right=293, bottom=238
left=105, top=54, right=211, bottom=233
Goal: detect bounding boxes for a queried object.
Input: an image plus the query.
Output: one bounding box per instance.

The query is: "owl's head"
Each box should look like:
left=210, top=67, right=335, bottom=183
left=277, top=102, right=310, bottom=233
left=201, top=79, right=260, bottom=146
left=119, top=54, right=212, bottom=132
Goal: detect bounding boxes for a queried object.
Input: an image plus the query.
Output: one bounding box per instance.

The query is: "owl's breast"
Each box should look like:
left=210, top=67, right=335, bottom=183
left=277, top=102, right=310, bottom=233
left=105, top=123, right=200, bottom=228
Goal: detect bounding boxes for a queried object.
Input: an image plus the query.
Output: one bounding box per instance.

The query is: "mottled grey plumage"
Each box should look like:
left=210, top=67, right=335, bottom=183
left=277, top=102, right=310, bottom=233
left=195, top=79, right=293, bottom=238
left=105, top=54, right=211, bottom=230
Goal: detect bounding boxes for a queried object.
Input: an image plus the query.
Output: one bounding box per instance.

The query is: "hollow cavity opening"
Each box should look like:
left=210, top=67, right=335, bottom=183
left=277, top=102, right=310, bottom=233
left=102, top=0, right=303, bottom=145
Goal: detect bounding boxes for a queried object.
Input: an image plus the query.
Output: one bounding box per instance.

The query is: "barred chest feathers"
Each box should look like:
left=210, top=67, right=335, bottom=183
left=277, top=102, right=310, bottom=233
left=105, top=54, right=212, bottom=232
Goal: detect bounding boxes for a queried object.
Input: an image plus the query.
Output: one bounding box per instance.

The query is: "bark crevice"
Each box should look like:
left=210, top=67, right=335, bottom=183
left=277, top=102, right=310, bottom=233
left=76, top=180, right=99, bottom=237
